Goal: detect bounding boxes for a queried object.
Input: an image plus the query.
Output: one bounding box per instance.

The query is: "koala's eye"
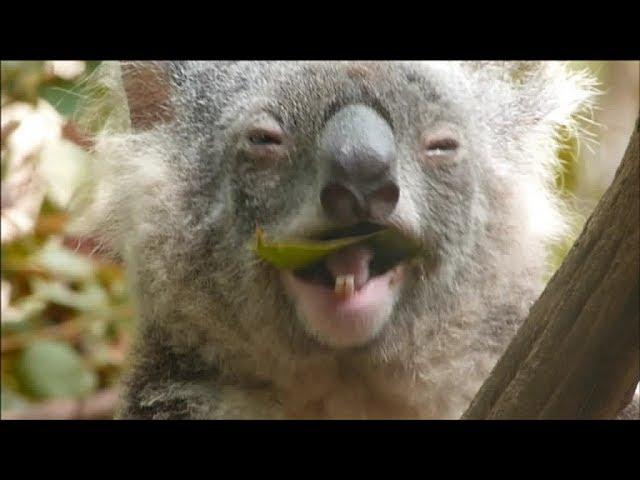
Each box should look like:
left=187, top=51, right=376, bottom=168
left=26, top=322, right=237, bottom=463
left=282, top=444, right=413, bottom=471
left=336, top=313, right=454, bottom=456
left=248, top=128, right=283, bottom=146
left=242, top=117, right=289, bottom=168
left=420, top=128, right=460, bottom=166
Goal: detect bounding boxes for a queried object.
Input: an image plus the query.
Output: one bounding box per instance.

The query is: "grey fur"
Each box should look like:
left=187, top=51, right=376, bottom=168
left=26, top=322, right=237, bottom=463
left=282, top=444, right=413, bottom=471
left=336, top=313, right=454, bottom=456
left=74, top=61, right=597, bottom=419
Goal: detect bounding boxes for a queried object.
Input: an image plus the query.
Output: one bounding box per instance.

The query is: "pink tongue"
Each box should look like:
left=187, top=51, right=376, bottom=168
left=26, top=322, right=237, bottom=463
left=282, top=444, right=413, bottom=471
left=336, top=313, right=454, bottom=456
left=325, top=245, right=373, bottom=290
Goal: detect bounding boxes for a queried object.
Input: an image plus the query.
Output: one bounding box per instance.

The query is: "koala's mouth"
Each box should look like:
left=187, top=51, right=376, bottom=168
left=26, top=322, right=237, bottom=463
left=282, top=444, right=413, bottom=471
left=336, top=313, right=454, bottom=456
left=279, top=222, right=413, bottom=348
left=291, top=222, right=412, bottom=293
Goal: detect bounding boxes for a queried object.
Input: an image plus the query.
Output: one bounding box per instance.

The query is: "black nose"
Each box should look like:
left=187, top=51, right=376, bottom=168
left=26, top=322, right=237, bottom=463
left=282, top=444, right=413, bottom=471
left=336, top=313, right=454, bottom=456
left=318, top=104, right=399, bottom=223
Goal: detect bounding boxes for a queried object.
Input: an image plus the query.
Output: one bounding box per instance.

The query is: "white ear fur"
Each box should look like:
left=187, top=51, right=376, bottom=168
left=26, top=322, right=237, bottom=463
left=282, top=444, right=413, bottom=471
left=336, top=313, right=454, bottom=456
left=69, top=62, right=176, bottom=254
left=450, top=62, right=598, bottom=255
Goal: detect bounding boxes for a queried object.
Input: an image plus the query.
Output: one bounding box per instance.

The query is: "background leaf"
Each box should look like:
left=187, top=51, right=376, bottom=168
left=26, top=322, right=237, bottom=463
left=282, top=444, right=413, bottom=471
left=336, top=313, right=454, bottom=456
left=15, top=340, right=98, bottom=399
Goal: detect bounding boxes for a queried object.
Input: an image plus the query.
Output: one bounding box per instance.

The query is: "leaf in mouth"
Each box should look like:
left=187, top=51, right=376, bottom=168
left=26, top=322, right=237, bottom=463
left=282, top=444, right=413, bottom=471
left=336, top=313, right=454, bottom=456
left=254, top=226, right=422, bottom=271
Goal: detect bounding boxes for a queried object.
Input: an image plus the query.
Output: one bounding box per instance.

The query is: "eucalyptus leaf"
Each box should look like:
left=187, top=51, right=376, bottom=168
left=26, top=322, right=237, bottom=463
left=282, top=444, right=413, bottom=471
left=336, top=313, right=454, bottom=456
left=15, top=340, right=98, bottom=399
left=33, top=237, right=93, bottom=281
left=254, top=227, right=377, bottom=270
left=254, top=227, right=422, bottom=270
left=30, top=278, right=109, bottom=312
left=37, top=139, right=91, bottom=209
left=39, top=84, right=79, bottom=118
left=1, top=385, right=30, bottom=412
left=0, top=296, right=47, bottom=329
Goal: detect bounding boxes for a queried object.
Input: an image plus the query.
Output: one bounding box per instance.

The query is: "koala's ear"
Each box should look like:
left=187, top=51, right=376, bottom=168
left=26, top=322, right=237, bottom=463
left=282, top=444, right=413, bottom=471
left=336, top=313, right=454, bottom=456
left=465, top=61, right=596, bottom=132
left=505, top=61, right=595, bottom=124
left=120, top=61, right=175, bottom=131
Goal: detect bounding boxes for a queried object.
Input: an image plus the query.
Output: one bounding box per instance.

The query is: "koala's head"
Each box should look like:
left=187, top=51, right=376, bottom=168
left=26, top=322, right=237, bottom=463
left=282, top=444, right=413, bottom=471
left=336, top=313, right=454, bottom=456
left=76, top=61, right=594, bottom=365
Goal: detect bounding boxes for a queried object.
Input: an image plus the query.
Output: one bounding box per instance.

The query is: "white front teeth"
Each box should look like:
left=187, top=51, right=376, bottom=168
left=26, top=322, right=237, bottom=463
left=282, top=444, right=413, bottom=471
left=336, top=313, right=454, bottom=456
left=335, top=274, right=355, bottom=298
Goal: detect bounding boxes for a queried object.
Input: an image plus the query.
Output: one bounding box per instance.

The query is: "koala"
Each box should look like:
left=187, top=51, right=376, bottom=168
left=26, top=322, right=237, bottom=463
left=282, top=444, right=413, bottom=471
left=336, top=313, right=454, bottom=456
left=75, top=61, right=598, bottom=419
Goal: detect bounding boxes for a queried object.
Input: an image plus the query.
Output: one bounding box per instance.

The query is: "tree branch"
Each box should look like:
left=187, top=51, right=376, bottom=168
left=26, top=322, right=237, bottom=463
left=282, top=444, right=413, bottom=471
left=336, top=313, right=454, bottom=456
left=464, top=115, right=639, bottom=419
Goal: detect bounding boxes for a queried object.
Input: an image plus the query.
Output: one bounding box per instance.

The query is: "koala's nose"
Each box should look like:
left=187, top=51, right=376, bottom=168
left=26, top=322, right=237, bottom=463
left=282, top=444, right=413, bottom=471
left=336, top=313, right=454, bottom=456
left=318, top=104, right=399, bottom=223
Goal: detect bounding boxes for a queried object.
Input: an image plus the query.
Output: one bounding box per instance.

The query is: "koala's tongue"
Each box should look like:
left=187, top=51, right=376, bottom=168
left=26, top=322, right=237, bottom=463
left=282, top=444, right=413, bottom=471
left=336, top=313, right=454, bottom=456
left=325, top=244, right=373, bottom=294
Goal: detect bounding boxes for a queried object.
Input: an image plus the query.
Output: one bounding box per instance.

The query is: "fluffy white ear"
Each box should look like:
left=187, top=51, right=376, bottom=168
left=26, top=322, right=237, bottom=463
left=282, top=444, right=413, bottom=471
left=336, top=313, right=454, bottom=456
left=460, top=61, right=598, bottom=253
left=463, top=61, right=597, bottom=137
left=68, top=62, right=177, bottom=255
left=517, top=62, right=596, bottom=135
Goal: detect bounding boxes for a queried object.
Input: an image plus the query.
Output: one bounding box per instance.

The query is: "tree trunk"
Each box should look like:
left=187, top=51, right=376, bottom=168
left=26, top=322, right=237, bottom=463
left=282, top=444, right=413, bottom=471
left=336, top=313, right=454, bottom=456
left=464, top=115, right=640, bottom=419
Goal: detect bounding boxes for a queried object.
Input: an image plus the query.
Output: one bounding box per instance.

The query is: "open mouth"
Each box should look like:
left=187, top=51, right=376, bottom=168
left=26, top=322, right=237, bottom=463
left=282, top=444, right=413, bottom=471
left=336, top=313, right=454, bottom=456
left=290, top=222, right=416, bottom=296
left=274, top=221, right=420, bottom=348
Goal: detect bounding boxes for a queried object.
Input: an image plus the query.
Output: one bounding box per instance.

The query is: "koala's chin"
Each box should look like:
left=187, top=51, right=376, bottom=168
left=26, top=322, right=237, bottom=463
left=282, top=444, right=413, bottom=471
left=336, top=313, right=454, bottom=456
left=280, top=262, right=407, bottom=349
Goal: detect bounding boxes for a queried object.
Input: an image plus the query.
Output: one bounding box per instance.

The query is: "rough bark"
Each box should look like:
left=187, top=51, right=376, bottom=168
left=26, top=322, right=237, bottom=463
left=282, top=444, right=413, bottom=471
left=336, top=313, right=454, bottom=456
left=464, top=115, right=640, bottom=419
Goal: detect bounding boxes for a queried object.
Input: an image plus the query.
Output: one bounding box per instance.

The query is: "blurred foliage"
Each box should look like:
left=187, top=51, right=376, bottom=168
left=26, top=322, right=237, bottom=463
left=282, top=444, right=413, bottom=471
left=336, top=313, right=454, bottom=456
left=0, top=60, right=620, bottom=417
left=1, top=61, right=133, bottom=415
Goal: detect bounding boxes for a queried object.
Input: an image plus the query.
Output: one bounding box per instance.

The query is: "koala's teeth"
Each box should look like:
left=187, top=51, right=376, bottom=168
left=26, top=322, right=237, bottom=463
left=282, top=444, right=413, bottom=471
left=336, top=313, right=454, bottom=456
left=335, top=274, right=355, bottom=298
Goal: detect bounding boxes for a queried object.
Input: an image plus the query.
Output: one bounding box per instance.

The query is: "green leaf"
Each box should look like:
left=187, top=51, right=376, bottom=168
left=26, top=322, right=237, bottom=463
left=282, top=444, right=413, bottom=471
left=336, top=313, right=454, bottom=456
left=37, top=139, right=91, bottom=209
left=0, top=296, right=47, bottom=330
left=254, top=227, right=377, bottom=269
left=1, top=385, right=30, bottom=412
left=30, top=278, right=109, bottom=312
left=254, top=227, right=422, bottom=270
left=33, top=238, right=93, bottom=281
left=15, top=340, right=98, bottom=399
left=368, top=229, right=423, bottom=267
left=39, top=83, right=80, bottom=118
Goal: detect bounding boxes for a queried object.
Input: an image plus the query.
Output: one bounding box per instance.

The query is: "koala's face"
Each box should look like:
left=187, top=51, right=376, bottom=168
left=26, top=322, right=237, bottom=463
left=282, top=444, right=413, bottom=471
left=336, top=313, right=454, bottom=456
left=166, top=62, right=490, bottom=351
